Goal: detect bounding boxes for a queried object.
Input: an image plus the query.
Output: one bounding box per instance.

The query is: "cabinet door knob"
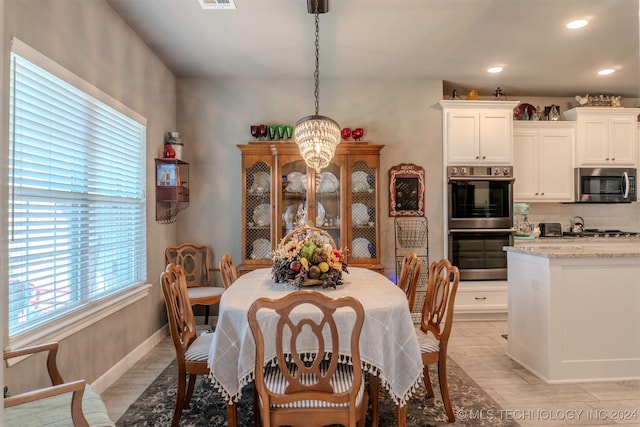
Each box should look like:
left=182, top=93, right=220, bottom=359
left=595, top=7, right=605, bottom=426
left=605, top=158, right=609, bottom=161
left=611, top=158, right=615, bottom=161
left=541, top=193, right=544, bottom=196
left=482, top=156, right=486, bottom=160
left=535, top=192, right=539, bottom=195
left=475, top=156, right=480, bottom=160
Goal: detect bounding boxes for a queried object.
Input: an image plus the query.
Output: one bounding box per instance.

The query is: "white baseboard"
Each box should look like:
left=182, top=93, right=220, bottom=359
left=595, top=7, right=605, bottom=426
left=453, top=311, right=508, bottom=322
left=90, top=326, right=168, bottom=394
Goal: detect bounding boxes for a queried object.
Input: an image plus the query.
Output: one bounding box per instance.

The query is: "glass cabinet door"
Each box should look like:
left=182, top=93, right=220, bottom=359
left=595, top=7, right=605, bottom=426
left=245, top=161, right=273, bottom=262
left=315, top=159, right=344, bottom=248
left=279, top=157, right=308, bottom=242
left=349, top=159, right=378, bottom=264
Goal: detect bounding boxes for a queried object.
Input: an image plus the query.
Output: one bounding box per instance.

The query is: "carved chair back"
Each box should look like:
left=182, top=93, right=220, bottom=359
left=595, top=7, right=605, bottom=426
left=219, top=254, right=238, bottom=289
left=248, top=291, right=366, bottom=426
left=420, top=258, right=460, bottom=345
left=397, top=252, right=422, bottom=312
left=165, top=243, right=212, bottom=288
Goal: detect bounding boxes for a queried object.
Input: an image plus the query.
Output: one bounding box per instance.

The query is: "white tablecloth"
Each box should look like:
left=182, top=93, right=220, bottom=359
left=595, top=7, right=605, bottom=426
left=207, top=267, right=422, bottom=406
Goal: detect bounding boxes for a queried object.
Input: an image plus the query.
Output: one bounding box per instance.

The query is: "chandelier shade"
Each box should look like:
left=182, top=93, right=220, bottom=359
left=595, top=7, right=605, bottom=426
left=294, top=0, right=340, bottom=173
left=294, top=114, right=341, bottom=173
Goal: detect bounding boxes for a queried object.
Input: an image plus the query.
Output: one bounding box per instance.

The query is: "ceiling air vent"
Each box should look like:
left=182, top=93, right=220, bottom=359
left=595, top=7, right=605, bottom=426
left=199, top=0, right=236, bottom=10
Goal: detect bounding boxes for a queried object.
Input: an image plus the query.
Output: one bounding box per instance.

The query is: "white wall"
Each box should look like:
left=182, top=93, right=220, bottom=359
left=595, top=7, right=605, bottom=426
left=176, top=78, right=445, bottom=279
left=2, top=0, right=176, bottom=392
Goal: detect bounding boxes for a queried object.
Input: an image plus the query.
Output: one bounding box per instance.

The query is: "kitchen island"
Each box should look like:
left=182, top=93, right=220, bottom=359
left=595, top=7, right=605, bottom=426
left=504, top=239, right=640, bottom=383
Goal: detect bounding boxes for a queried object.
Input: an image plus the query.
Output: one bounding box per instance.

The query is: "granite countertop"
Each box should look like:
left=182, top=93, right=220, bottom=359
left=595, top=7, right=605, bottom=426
left=505, top=238, right=640, bottom=258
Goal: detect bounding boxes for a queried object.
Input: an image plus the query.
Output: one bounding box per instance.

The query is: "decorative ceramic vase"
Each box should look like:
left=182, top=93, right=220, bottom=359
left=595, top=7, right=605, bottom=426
left=163, top=143, right=176, bottom=158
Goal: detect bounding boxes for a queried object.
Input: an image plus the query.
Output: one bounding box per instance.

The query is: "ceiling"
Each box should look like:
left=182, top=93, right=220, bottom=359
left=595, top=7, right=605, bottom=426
left=107, top=0, right=640, bottom=98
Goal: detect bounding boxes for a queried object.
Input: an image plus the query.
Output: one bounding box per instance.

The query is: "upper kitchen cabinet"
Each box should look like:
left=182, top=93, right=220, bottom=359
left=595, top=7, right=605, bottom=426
left=513, top=122, right=575, bottom=202
left=565, top=107, right=640, bottom=167
left=238, top=142, right=384, bottom=274
left=439, top=100, right=520, bottom=165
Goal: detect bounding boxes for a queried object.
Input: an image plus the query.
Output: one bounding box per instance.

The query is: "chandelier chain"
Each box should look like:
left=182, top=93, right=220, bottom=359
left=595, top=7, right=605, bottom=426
left=314, top=0, right=320, bottom=115
left=293, top=0, right=341, bottom=174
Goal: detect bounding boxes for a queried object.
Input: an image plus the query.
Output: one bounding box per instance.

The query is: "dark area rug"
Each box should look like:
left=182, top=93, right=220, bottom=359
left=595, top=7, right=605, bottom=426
left=117, top=358, right=518, bottom=427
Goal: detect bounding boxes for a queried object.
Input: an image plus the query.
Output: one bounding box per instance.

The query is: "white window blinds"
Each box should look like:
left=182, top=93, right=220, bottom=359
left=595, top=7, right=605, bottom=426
left=8, top=39, right=147, bottom=337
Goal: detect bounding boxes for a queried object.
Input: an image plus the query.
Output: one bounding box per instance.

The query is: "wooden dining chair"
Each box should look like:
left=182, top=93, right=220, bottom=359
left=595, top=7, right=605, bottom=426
left=247, top=290, right=368, bottom=427
left=416, top=258, right=460, bottom=422
left=161, top=263, right=214, bottom=427
left=397, top=252, right=422, bottom=312
left=219, top=253, right=238, bottom=289
left=370, top=251, right=423, bottom=425
left=165, top=243, right=224, bottom=326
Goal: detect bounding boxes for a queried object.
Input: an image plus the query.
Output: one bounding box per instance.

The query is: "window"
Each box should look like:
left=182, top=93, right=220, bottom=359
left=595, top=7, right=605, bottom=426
left=7, top=39, right=147, bottom=339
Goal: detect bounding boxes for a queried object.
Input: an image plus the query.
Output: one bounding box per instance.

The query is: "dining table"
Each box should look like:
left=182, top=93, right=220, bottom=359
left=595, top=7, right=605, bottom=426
left=207, top=267, right=423, bottom=427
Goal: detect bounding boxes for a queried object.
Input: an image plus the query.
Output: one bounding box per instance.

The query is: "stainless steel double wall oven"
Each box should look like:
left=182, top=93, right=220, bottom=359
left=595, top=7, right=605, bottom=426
left=447, top=165, right=514, bottom=280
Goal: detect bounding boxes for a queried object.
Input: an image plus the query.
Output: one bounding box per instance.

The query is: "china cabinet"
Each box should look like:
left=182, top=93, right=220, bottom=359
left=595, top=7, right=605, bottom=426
left=565, top=107, right=640, bottom=167
left=513, top=122, right=575, bottom=202
left=238, top=142, right=384, bottom=274
left=155, top=158, right=189, bottom=223
left=439, top=100, right=520, bottom=165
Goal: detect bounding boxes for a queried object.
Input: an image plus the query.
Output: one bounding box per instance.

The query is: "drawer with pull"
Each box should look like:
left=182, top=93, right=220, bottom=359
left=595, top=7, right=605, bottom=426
left=454, top=286, right=507, bottom=314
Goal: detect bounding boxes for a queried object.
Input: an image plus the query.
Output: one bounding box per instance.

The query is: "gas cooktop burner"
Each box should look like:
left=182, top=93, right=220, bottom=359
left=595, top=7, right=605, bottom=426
left=563, top=229, right=640, bottom=238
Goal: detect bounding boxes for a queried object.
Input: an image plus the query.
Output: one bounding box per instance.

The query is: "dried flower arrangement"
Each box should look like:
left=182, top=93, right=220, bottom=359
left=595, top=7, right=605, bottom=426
left=271, top=225, right=348, bottom=289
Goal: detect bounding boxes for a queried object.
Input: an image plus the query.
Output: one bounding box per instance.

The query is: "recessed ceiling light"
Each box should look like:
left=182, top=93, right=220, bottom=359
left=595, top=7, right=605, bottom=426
left=566, top=19, right=589, bottom=29
left=199, top=0, right=236, bottom=10
left=487, top=67, right=503, bottom=74
left=598, top=69, right=615, bottom=75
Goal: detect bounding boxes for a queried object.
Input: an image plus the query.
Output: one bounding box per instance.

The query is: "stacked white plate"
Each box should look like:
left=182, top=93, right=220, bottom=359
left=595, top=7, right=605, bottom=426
left=251, top=239, right=271, bottom=260
left=352, top=203, right=369, bottom=225
left=351, top=238, right=371, bottom=258
left=286, top=172, right=306, bottom=193
left=250, top=171, right=270, bottom=192
left=252, top=204, right=271, bottom=226
left=352, top=171, right=370, bottom=192
left=318, top=172, right=339, bottom=193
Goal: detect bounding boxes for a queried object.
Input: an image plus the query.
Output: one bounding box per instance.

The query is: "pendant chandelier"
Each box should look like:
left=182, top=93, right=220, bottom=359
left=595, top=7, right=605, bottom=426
left=293, top=0, right=341, bottom=173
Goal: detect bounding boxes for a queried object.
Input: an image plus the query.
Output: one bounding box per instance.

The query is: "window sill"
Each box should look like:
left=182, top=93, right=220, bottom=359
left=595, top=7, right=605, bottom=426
left=5, top=284, right=152, bottom=365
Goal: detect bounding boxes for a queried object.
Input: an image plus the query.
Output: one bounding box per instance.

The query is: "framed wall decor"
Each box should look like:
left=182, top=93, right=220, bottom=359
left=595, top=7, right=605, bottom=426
left=389, top=163, right=425, bottom=217
left=157, top=162, right=179, bottom=186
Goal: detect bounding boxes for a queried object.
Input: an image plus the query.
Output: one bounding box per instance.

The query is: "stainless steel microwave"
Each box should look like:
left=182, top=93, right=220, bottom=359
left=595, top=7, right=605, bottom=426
left=574, top=167, right=637, bottom=203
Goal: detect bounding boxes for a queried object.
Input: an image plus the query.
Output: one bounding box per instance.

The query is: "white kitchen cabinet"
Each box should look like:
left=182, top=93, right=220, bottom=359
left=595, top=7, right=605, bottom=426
left=513, top=122, right=575, bottom=202
left=439, top=100, right=520, bottom=165
left=453, top=282, right=507, bottom=321
left=506, top=245, right=640, bottom=382
left=565, top=107, right=640, bottom=167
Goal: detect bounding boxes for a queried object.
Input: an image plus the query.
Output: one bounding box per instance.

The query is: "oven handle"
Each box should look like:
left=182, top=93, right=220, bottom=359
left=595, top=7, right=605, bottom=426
left=449, top=228, right=516, bottom=233
left=448, top=177, right=515, bottom=182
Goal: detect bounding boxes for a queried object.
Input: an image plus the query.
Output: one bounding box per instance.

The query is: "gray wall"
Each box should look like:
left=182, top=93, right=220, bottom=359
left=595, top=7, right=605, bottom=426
left=2, top=0, right=176, bottom=393
left=175, top=83, right=640, bottom=281
left=175, top=78, right=446, bottom=280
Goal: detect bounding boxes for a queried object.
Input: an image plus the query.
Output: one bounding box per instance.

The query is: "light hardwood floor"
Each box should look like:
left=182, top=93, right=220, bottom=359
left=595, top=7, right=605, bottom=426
left=101, top=321, right=640, bottom=426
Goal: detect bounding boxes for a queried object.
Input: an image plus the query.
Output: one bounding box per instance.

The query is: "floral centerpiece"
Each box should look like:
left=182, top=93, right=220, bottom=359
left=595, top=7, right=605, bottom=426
left=272, top=225, right=348, bottom=289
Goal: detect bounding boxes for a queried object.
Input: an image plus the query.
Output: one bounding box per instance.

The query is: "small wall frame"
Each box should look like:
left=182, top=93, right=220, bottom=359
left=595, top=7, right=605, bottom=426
left=389, top=163, right=425, bottom=217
